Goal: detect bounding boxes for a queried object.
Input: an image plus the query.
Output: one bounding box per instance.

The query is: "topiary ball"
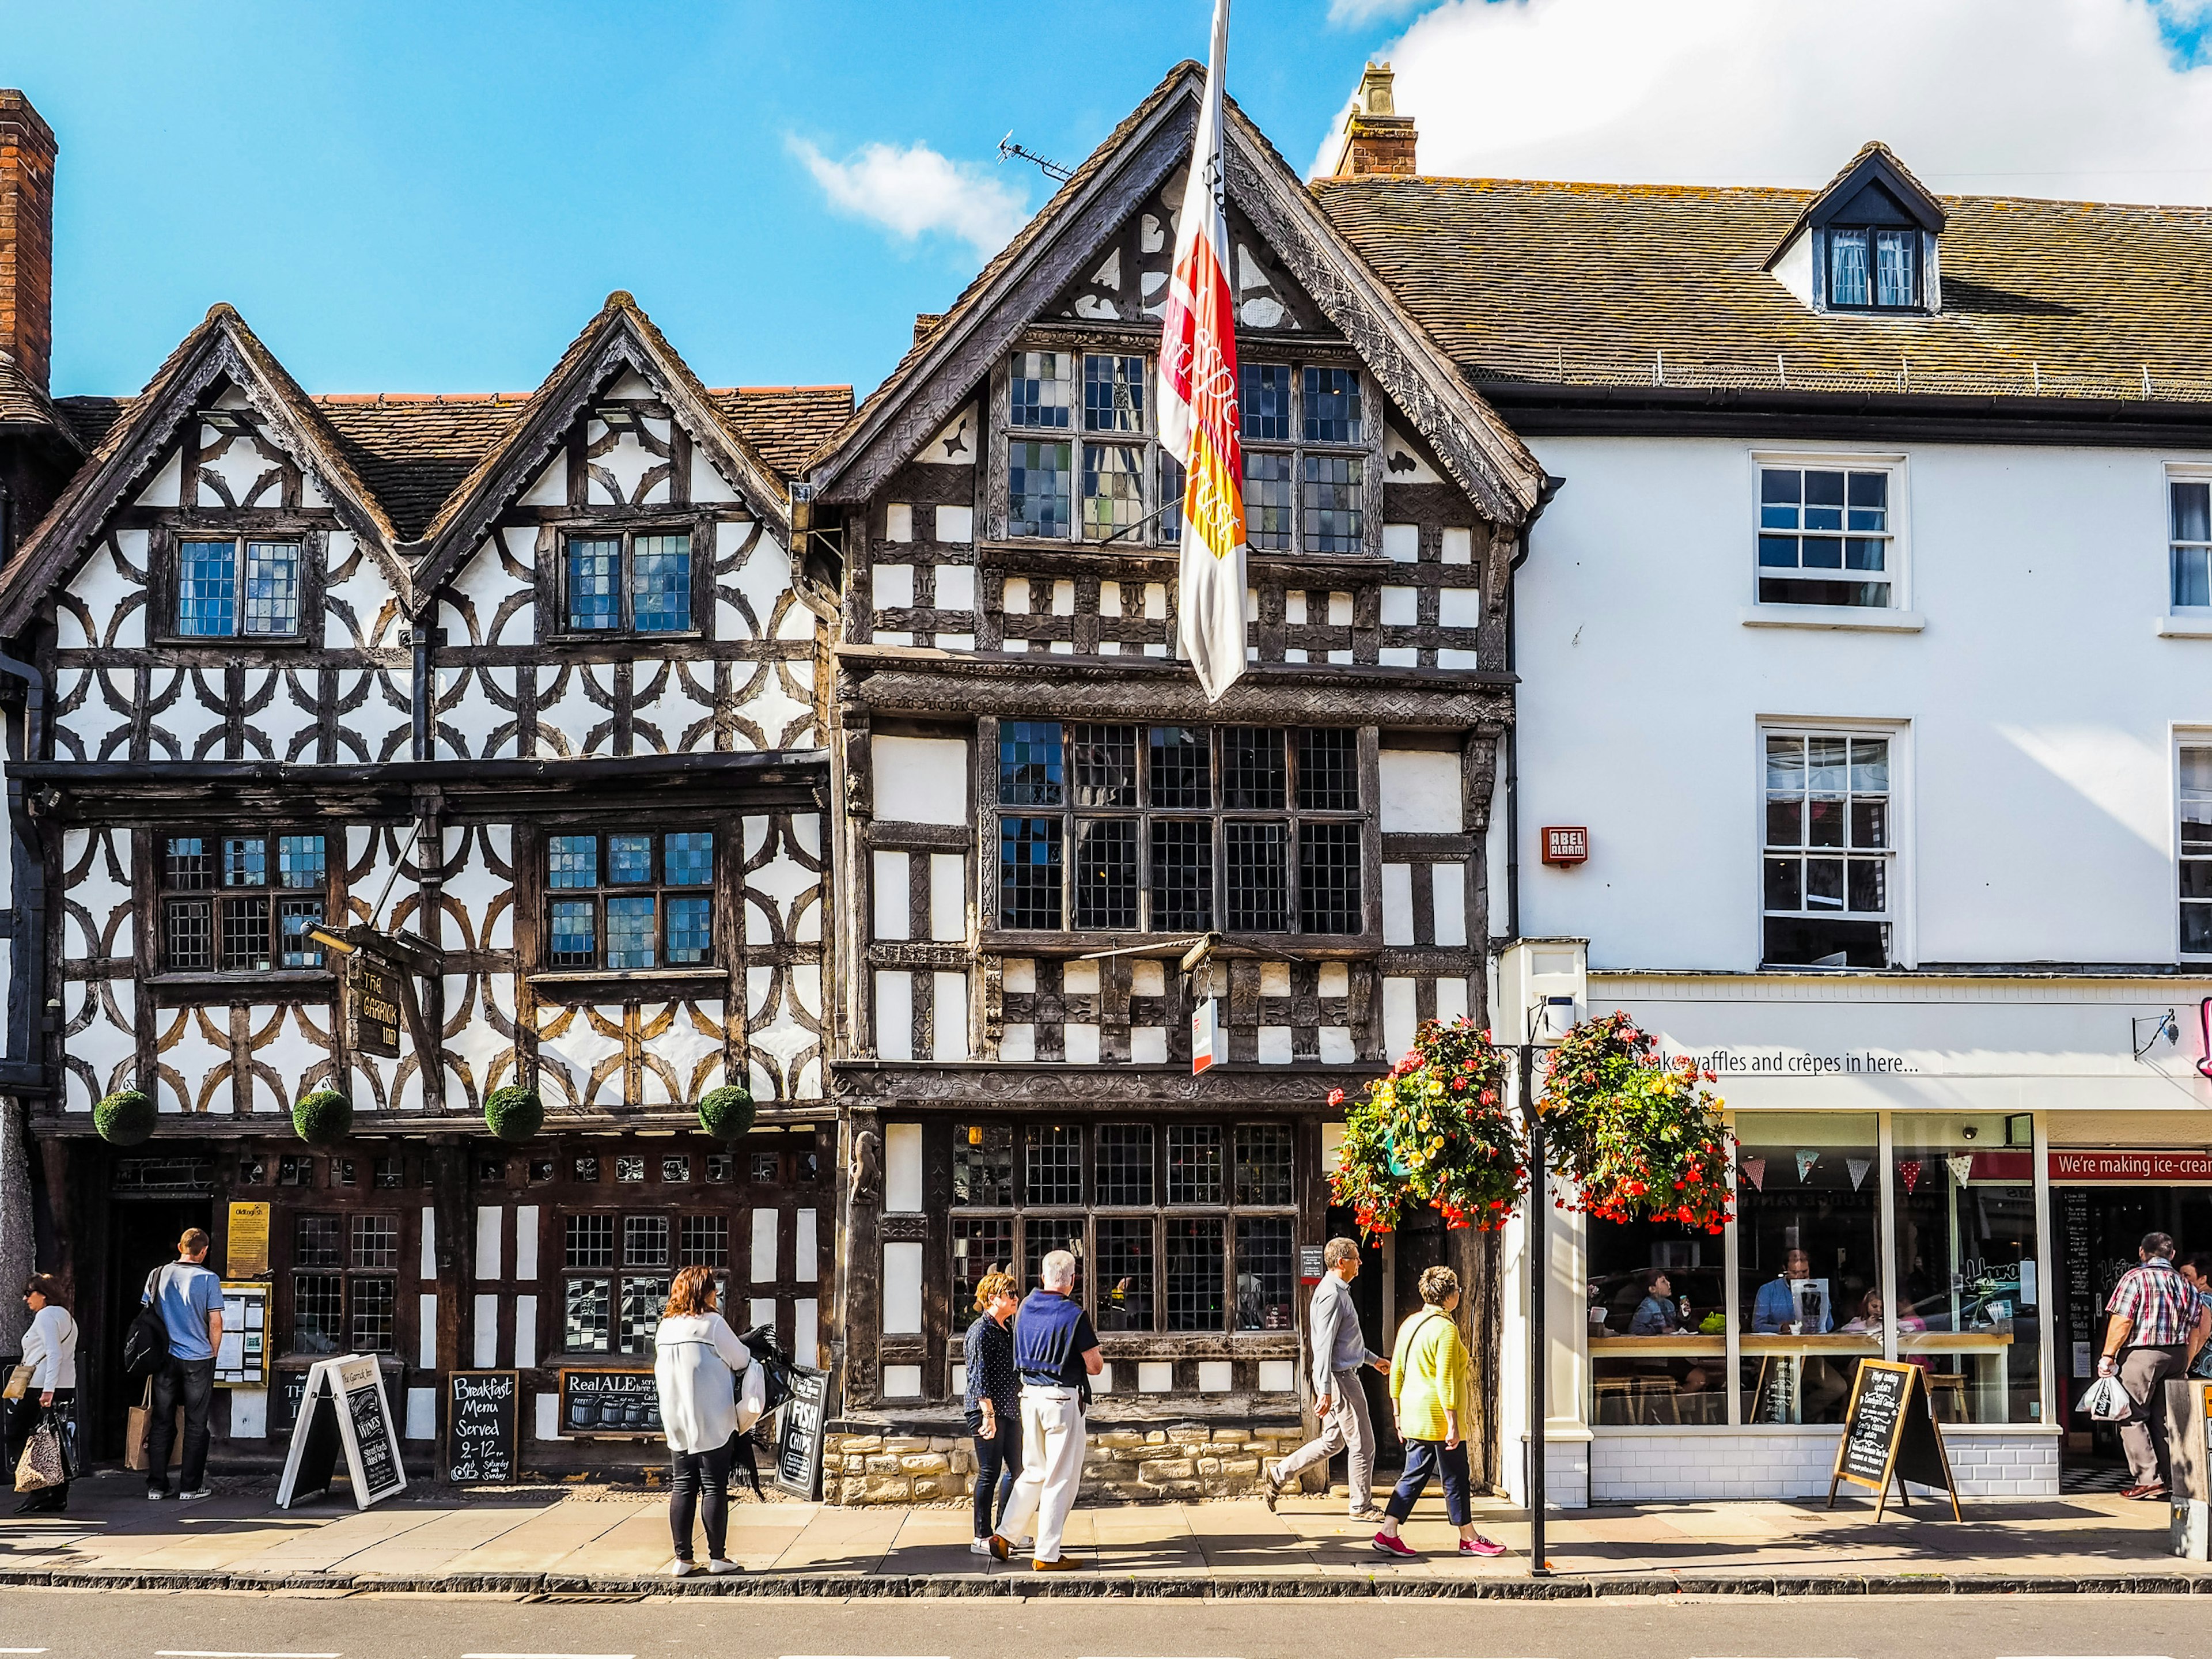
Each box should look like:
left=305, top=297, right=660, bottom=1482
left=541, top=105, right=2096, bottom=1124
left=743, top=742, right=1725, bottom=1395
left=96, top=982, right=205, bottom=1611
left=698, top=1084, right=755, bottom=1142
left=292, top=1089, right=353, bottom=1148
left=94, top=1088, right=157, bottom=1146
left=484, top=1085, right=544, bottom=1143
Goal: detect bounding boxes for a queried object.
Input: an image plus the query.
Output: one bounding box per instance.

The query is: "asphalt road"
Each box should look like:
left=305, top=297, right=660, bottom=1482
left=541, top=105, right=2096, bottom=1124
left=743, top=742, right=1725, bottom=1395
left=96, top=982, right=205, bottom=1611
left=0, top=1589, right=2200, bottom=1659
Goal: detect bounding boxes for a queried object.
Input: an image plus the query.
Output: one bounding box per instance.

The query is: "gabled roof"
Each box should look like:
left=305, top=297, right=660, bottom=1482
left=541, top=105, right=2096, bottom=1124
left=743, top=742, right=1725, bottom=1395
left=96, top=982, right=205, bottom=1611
left=1312, top=173, right=2212, bottom=403
left=1766, top=141, right=1946, bottom=266
left=0, top=304, right=407, bottom=633
left=806, top=61, right=1545, bottom=528
left=0, top=354, right=77, bottom=447
left=408, top=293, right=799, bottom=596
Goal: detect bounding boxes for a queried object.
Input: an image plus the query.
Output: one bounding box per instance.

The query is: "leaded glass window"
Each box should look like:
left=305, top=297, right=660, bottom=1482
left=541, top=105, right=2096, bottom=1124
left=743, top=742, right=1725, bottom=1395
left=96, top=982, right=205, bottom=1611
left=162, top=831, right=328, bottom=973
left=539, top=830, right=715, bottom=970
left=560, top=530, right=694, bottom=634
left=175, top=539, right=302, bottom=637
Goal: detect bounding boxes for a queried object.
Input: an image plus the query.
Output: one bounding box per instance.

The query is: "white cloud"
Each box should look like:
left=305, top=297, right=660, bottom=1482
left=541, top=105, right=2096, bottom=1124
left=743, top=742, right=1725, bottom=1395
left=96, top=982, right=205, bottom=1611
left=1316, top=0, right=2212, bottom=206
left=789, top=137, right=1031, bottom=257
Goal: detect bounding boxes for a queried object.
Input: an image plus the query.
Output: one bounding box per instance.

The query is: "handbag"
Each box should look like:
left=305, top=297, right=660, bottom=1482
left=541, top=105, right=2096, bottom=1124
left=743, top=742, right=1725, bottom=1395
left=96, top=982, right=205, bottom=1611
left=2, top=1362, right=30, bottom=1402
left=14, top=1411, right=70, bottom=1493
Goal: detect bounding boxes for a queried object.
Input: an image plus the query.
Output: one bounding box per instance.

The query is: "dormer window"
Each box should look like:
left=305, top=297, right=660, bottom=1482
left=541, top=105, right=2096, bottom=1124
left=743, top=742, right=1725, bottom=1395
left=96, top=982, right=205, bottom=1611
left=1828, top=228, right=1917, bottom=310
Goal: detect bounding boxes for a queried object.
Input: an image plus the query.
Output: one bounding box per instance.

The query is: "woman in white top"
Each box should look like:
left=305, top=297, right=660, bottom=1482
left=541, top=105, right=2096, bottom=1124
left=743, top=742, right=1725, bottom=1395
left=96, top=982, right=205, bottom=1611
left=653, top=1264, right=751, bottom=1577
left=13, top=1274, right=77, bottom=1513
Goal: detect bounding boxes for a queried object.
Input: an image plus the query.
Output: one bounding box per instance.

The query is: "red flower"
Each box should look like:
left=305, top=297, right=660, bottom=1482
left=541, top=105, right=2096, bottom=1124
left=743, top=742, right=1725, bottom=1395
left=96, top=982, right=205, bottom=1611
left=1328, top=1088, right=1346, bottom=1107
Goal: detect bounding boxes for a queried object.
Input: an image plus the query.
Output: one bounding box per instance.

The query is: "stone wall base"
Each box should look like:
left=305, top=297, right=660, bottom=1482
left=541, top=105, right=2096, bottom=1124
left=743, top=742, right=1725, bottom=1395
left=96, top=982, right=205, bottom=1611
left=823, top=1425, right=1313, bottom=1505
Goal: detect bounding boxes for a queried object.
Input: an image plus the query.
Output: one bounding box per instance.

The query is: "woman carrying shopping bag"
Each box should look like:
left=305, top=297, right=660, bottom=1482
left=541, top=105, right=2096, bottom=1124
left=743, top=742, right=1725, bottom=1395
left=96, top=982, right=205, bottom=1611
left=652, top=1266, right=750, bottom=1577
left=1372, top=1266, right=1505, bottom=1559
left=9, top=1275, right=77, bottom=1513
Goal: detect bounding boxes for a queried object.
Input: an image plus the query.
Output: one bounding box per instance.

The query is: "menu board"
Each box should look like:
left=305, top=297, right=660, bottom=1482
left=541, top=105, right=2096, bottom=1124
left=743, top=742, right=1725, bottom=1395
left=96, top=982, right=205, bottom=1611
left=214, top=1283, right=269, bottom=1388
left=276, top=1354, right=408, bottom=1511
left=2063, top=1191, right=2096, bottom=1386
left=775, top=1365, right=830, bottom=1499
left=1828, top=1358, right=1960, bottom=1521
left=557, top=1367, right=663, bottom=1437
left=446, top=1369, right=518, bottom=1484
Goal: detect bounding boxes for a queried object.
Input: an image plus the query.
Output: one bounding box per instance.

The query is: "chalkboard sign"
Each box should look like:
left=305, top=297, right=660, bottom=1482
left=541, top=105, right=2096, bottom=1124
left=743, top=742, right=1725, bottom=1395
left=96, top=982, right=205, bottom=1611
left=557, top=1366, right=663, bottom=1437
left=446, top=1369, right=518, bottom=1484
left=276, top=1354, right=409, bottom=1511
left=775, top=1365, right=830, bottom=1499
left=1828, top=1359, right=1961, bottom=1521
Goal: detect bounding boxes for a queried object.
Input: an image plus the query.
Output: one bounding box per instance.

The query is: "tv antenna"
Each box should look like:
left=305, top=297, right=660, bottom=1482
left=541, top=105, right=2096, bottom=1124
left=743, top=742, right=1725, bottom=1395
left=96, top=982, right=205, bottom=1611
left=998, top=131, right=1072, bottom=184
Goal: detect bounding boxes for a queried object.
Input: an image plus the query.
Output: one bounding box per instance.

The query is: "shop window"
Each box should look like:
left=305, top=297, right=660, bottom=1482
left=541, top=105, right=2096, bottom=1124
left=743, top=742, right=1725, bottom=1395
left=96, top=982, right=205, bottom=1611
left=1586, top=1216, right=1728, bottom=1425
left=704, top=1152, right=733, bottom=1183
left=662, top=1156, right=691, bottom=1184
left=543, top=830, right=715, bottom=971
left=1891, top=1115, right=2043, bottom=1425
left=562, top=1208, right=733, bottom=1355
left=994, top=722, right=1363, bottom=937
left=1762, top=731, right=1893, bottom=968
left=560, top=529, right=695, bottom=635
left=161, top=831, right=328, bottom=973
left=290, top=1213, right=400, bottom=1356
left=2181, top=743, right=2212, bottom=956
left=1734, top=1112, right=1880, bottom=1425
left=950, top=1116, right=1296, bottom=1338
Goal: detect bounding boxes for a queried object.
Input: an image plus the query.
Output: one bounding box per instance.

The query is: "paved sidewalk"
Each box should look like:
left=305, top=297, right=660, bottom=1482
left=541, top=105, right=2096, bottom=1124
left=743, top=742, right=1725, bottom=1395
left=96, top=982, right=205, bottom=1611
left=0, top=1472, right=2202, bottom=1596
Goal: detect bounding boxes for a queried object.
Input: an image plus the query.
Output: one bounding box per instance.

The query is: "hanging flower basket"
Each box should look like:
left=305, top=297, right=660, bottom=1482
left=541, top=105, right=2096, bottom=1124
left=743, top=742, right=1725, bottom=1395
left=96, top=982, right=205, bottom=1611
left=1539, top=1011, right=1733, bottom=1233
left=484, top=1085, right=544, bottom=1143
left=291, top=1088, right=354, bottom=1149
left=1329, top=1017, right=1524, bottom=1237
left=697, top=1084, right=755, bottom=1142
left=94, top=1087, right=157, bottom=1147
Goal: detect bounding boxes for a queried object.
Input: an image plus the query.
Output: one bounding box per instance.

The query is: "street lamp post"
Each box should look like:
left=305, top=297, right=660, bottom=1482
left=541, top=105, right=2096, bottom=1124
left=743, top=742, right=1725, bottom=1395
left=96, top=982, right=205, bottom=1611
left=1520, top=1035, right=1548, bottom=1577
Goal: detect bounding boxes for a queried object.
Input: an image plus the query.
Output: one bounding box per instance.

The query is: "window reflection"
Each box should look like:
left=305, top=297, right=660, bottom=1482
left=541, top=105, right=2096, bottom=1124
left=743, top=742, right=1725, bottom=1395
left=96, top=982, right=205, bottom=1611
left=1735, top=1112, right=1879, bottom=1425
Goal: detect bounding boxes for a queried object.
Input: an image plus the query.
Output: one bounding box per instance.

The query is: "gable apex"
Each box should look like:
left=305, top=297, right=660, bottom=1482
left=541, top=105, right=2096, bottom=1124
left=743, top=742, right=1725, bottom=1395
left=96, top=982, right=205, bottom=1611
left=0, top=304, right=404, bottom=634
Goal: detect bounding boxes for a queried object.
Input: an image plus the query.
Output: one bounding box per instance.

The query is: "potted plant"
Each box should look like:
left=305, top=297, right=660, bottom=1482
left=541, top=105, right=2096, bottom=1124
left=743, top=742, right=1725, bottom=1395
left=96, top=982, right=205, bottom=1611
left=484, top=1084, right=544, bottom=1143
left=1328, top=1018, right=1525, bottom=1236
left=94, top=1086, right=157, bottom=1147
left=1539, top=1011, right=1733, bottom=1233
left=292, top=1088, right=354, bottom=1149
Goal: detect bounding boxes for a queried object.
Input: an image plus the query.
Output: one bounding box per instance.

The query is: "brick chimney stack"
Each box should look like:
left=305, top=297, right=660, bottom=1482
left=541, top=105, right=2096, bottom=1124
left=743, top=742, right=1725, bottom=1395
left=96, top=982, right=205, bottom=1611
left=0, top=91, right=56, bottom=391
left=1331, top=62, right=1416, bottom=179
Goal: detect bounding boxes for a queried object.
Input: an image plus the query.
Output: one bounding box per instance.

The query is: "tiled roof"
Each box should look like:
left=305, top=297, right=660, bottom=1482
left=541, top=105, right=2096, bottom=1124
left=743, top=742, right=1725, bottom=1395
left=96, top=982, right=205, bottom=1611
left=0, top=358, right=70, bottom=437
left=1313, top=174, right=2212, bottom=403
left=54, top=395, right=127, bottom=452
left=708, top=385, right=853, bottom=479
left=314, top=395, right=529, bottom=543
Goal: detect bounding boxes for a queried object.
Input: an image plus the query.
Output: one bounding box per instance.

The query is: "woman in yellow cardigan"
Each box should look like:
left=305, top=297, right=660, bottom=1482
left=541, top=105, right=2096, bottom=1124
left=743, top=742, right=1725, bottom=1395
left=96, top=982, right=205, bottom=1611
left=1373, top=1266, right=1506, bottom=1558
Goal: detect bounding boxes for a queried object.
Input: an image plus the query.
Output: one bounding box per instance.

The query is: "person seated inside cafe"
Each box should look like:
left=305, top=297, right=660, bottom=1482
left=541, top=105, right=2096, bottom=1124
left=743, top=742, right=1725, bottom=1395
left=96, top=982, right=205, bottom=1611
left=1750, top=1247, right=1849, bottom=1422
left=1628, top=1267, right=1711, bottom=1404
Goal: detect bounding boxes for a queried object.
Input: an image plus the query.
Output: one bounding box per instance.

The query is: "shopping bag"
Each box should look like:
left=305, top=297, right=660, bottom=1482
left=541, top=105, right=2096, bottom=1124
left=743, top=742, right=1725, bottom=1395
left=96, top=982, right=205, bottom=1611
left=736, top=1358, right=767, bottom=1433
left=13, top=1414, right=69, bottom=1492
left=125, top=1379, right=181, bottom=1471
left=2078, top=1373, right=2133, bottom=1421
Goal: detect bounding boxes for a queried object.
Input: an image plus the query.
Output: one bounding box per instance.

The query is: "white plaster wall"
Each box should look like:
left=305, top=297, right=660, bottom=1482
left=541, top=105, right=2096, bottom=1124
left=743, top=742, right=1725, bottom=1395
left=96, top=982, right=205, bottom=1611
left=1517, top=436, right=2212, bottom=969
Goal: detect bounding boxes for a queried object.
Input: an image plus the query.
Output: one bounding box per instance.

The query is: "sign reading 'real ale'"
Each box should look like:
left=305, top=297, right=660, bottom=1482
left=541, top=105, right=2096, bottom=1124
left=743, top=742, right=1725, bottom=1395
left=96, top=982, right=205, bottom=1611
left=347, top=953, right=404, bottom=1059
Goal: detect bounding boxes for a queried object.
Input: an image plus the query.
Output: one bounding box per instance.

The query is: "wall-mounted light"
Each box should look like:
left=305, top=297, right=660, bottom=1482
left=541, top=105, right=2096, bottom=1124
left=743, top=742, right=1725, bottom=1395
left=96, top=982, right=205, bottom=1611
left=595, top=405, right=641, bottom=434
left=200, top=410, right=256, bottom=437
left=2134, top=1007, right=2180, bottom=1060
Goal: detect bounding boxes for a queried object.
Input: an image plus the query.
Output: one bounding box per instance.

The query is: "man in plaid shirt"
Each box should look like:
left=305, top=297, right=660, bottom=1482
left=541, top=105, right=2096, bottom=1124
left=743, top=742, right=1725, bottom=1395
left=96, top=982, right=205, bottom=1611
left=2101, top=1231, right=2194, bottom=1498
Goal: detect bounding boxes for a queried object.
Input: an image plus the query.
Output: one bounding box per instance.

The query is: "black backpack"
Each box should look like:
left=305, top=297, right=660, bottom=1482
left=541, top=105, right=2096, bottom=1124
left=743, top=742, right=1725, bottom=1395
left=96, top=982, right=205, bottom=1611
left=121, top=1268, right=172, bottom=1381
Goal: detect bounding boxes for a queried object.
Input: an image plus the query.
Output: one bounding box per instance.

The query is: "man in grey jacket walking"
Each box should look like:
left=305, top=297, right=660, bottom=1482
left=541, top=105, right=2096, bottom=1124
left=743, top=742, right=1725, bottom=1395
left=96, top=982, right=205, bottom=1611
left=1264, top=1237, right=1389, bottom=1517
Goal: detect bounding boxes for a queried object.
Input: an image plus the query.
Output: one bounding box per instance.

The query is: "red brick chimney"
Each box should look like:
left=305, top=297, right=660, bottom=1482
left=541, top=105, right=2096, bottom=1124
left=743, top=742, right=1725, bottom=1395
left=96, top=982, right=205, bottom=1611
left=0, top=91, right=56, bottom=391
left=1331, top=62, right=1416, bottom=179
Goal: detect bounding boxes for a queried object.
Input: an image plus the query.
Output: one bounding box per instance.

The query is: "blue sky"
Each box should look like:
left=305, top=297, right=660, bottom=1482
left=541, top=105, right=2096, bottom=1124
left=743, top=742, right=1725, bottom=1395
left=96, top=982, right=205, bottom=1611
left=9, top=0, right=2212, bottom=404
left=1, top=1, right=1389, bottom=401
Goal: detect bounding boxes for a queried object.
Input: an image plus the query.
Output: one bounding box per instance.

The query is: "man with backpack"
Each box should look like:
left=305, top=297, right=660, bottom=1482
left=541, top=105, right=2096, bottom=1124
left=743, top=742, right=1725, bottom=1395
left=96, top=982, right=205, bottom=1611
left=141, top=1228, right=222, bottom=1502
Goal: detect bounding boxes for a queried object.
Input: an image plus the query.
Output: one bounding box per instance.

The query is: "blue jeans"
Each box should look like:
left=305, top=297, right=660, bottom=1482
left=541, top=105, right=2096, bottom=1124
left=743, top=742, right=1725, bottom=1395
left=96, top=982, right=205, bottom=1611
left=972, top=1414, right=1022, bottom=1537
left=1385, top=1437, right=1471, bottom=1527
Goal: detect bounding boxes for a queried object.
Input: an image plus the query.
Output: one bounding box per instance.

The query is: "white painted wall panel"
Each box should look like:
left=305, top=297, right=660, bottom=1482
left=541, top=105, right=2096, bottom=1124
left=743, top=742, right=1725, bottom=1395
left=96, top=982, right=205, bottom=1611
left=795, top=1210, right=818, bottom=1282
left=514, top=1294, right=537, bottom=1370
left=1380, top=750, right=1462, bottom=833
left=933, top=971, right=969, bottom=1059
left=883, top=1241, right=924, bottom=1334
left=929, top=853, right=967, bottom=941
left=473, top=1293, right=499, bottom=1367
left=474, top=1206, right=502, bottom=1281
left=875, top=971, right=914, bottom=1060
left=872, top=850, right=910, bottom=941
left=885, top=1123, right=924, bottom=1211
left=751, top=1209, right=778, bottom=1283
left=515, top=1206, right=539, bottom=1280
left=874, top=736, right=968, bottom=824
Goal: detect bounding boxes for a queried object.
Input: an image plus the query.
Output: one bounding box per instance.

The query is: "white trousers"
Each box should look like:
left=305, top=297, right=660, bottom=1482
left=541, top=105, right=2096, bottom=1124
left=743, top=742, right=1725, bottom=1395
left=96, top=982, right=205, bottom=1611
left=994, top=1384, right=1085, bottom=1561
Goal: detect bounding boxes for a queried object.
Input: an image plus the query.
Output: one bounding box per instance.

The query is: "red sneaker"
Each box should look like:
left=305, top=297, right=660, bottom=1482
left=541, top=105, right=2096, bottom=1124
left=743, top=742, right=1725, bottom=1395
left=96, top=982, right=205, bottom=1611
left=1371, top=1531, right=1418, bottom=1558
left=1460, top=1534, right=1507, bottom=1557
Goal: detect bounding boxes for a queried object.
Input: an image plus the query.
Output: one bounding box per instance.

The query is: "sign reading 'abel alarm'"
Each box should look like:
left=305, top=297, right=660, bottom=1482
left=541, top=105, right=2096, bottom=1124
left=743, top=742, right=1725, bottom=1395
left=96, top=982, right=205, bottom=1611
left=1541, top=826, right=1589, bottom=866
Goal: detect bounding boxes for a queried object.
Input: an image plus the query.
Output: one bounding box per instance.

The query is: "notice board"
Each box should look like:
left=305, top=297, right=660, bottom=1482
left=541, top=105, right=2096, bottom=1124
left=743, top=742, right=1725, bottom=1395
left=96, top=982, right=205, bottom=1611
left=213, top=1282, right=269, bottom=1388
left=226, top=1202, right=271, bottom=1278
left=775, top=1364, right=830, bottom=1499
left=445, top=1368, right=518, bottom=1484
left=1828, top=1358, right=1961, bottom=1521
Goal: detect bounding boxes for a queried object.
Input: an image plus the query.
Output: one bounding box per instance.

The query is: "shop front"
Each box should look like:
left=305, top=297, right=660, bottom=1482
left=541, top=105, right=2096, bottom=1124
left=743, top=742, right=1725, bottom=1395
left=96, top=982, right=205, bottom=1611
left=1502, top=959, right=2212, bottom=1506
left=60, top=1123, right=830, bottom=1482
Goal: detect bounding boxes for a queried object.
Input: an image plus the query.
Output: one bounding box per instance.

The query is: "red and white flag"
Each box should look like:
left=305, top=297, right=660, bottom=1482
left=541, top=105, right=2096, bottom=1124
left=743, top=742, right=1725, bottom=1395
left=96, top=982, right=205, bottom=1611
left=1157, top=0, right=1248, bottom=703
